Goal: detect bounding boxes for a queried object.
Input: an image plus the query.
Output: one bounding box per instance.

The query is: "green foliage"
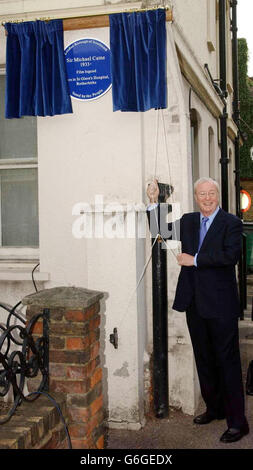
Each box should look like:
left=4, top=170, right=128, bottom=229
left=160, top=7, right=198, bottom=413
left=238, top=38, right=253, bottom=177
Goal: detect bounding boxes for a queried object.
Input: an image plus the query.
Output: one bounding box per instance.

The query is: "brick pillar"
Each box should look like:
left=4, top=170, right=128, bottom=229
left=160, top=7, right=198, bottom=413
left=23, top=286, right=104, bottom=449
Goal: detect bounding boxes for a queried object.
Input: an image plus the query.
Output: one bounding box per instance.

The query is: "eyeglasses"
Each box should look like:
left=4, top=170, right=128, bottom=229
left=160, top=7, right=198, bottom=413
left=197, top=191, right=217, bottom=198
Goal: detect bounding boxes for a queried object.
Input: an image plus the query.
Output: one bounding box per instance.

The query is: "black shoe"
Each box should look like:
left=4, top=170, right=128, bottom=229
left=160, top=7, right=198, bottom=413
left=193, top=411, right=225, bottom=425
left=220, top=424, right=249, bottom=443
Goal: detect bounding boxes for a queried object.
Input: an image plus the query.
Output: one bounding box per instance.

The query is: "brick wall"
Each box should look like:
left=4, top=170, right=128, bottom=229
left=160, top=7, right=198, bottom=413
left=24, top=286, right=104, bottom=449
left=0, top=393, right=69, bottom=449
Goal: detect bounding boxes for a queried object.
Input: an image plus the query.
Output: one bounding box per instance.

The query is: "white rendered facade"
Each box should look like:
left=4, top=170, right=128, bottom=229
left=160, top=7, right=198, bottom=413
left=0, top=0, right=238, bottom=427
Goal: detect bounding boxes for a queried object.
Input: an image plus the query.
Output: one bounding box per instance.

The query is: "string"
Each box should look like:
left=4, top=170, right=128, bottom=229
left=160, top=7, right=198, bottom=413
left=116, top=109, right=180, bottom=332
left=161, top=108, right=176, bottom=205
left=117, top=234, right=160, bottom=332
left=160, top=108, right=180, bottom=255
left=154, top=109, right=160, bottom=178
left=116, top=208, right=181, bottom=333
left=152, top=203, right=181, bottom=258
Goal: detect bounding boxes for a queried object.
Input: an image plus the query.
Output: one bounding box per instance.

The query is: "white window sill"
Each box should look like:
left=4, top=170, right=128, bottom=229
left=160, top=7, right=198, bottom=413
left=0, top=249, right=49, bottom=281
left=0, top=267, right=50, bottom=281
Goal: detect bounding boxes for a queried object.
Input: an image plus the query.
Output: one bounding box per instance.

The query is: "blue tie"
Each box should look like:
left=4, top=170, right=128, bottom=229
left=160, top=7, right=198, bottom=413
left=198, top=216, right=209, bottom=251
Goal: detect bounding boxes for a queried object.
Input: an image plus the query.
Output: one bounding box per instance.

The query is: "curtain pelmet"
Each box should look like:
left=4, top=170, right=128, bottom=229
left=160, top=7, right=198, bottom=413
left=4, top=20, right=73, bottom=118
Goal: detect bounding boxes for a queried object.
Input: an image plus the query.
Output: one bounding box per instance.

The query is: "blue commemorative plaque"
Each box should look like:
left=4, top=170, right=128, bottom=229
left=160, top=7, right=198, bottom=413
left=64, top=38, right=112, bottom=101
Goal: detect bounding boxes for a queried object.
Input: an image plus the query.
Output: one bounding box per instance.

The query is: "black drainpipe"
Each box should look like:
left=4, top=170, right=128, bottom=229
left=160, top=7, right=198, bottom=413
left=219, top=0, right=229, bottom=211
left=151, top=232, right=169, bottom=418
left=231, top=0, right=246, bottom=318
left=231, top=0, right=241, bottom=218
left=146, top=184, right=174, bottom=419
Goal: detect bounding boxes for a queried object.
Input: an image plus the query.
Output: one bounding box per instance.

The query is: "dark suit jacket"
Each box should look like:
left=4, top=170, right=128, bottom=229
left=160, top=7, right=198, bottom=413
left=172, top=208, right=242, bottom=318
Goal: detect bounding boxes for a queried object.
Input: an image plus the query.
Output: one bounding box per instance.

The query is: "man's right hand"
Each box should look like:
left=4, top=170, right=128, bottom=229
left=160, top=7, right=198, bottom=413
left=147, top=179, right=159, bottom=203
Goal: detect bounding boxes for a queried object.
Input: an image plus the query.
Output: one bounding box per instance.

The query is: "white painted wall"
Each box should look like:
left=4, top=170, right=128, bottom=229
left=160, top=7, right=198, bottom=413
left=173, top=0, right=218, bottom=79
left=36, top=25, right=147, bottom=427
left=0, top=0, right=238, bottom=424
left=36, top=22, right=196, bottom=424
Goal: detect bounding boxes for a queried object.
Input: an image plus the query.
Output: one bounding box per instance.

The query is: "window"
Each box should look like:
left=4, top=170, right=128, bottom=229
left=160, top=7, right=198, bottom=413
left=190, top=108, right=201, bottom=211
left=208, top=126, right=215, bottom=179
left=228, top=148, right=235, bottom=213
left=0, top=74, right=39, bottom=248
left=190, top=108, right=200, bottom=182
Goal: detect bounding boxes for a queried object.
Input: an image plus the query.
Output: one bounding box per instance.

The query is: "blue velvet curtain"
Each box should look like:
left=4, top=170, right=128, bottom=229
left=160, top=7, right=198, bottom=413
left=109, top=9, right=167, bottom=112
left=4, top=20, right=73, bottom=118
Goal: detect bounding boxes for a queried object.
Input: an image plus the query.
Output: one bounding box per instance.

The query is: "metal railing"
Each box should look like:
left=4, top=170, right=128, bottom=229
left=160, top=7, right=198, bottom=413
left=0, top=303, right=49, bottom=424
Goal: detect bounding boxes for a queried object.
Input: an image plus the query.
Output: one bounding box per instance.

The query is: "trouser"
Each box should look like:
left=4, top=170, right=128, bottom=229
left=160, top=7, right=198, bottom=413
left=186, top=302, right=247, bottom=429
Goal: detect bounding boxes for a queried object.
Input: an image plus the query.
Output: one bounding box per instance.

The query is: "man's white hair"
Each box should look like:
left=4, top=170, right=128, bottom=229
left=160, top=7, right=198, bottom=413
left=194, top=177, right=220, bottom=194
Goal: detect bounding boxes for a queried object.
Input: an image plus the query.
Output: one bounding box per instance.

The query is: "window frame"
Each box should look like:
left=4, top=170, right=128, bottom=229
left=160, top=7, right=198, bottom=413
left=0, top=68, right=39, bottom=260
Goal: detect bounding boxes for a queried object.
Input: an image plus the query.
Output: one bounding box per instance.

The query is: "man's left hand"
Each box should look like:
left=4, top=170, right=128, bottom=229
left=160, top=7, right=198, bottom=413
left=177, top=253, right=195, bottom=266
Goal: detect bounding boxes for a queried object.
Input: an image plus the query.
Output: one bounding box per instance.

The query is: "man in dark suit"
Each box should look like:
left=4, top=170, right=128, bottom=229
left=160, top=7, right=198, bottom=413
left=147, top=177, right=249, bottom=443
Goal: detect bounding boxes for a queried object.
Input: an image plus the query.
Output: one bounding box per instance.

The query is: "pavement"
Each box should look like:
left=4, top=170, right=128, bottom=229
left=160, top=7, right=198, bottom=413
left=106, top=282, right=253, bottom=450
left=107, top=384, right=253, bottom=450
